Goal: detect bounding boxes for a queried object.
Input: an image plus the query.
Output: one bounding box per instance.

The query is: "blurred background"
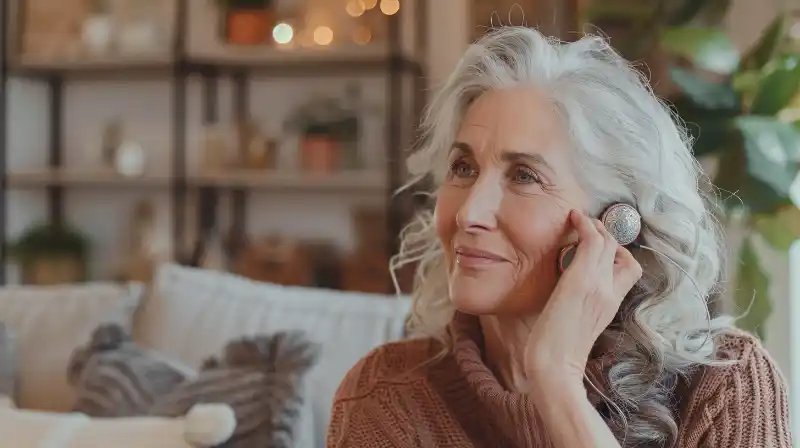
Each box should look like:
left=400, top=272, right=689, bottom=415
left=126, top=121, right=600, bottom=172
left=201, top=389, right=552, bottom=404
left=1, top=0, right=800, bottom=436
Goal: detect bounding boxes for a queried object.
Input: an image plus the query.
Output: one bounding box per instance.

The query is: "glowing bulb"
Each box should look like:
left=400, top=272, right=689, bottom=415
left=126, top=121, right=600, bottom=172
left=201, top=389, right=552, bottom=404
left=272, top=23, right=294, bottom=44
left=352, top=26, right=372, bottom=45
left=313, top=26, right=334, bottom=46
left=380, top=0, right=399, bottom=16
left=362, top=0, right=378, bottom=9
left=345, top=0, right=365, bottom=17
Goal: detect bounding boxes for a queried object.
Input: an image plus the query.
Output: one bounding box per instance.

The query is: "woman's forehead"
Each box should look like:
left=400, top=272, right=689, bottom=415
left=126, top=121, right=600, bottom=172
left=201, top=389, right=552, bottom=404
left=455, top=88, right=571, bottom=164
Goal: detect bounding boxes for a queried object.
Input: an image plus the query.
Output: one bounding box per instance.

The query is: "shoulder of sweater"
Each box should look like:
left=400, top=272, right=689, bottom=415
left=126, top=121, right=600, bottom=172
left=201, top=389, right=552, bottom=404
left=685, top=327, right=786, bottom=407
left=332, top=337, right=443, bottom=403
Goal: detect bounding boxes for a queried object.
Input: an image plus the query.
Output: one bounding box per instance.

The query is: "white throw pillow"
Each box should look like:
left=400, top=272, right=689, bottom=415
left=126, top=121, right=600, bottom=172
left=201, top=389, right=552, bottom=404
left=0, top=283, right=144, bottom=411
left=135, top=263, right=412, bottom=448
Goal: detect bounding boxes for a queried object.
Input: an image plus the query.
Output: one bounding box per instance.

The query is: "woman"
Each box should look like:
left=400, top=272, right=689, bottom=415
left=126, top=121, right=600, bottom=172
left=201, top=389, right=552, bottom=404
left=327, top=27, right=791, bottom=447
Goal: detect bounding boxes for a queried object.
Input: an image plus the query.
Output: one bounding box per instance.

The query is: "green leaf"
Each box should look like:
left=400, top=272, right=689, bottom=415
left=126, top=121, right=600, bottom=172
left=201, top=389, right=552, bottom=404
left=734, top=237, right=772, bottom=340
left=731, top=69, right=763, bottom=94
left=669, top=67, right=740, bottom=109
left=750, top=55, right=800, bottom=115
left=672, top=103, right=736, bottom=157
left=740, top=14, right=788, bottom=72
left=710, top=136, right=783, bottom=214
left=661, top=26, right=740, bottom=75
left=733, top=116, right=800, bottom=212
left=753, top=206, right=800, bottom=251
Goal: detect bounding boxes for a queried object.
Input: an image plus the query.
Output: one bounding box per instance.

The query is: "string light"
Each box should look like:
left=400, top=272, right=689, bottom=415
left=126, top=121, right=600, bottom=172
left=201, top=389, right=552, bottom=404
left=380, top=0, right=400, bottom=16
left=313, top=26, right=334, bottom=46
left=352, top=26, right=372, bottom=45
left=272, top=22, right=294, bottom=44
left=345, top=0, right=366, bottom=17
left=362, top=0, right=378, bottom=9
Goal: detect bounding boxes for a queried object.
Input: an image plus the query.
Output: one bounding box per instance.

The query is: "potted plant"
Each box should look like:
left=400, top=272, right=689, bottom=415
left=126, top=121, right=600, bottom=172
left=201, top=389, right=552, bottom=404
left=9, top=223, right=90, bottom=285
left=213, top=0, right=275, bottom=46
left=284, top=84, right=380, bottom=172
left=586, top=0, right=800, bottom=339
left=284, top=96, right=355, bottom=172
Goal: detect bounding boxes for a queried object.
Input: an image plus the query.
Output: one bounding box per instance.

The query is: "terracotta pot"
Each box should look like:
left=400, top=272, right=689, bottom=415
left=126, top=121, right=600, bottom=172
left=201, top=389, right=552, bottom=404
left=21, top=256, right=86, bottom=285
left=226, top=9, right=272, bottom=45
left=301, top=136, right=341, bottom=172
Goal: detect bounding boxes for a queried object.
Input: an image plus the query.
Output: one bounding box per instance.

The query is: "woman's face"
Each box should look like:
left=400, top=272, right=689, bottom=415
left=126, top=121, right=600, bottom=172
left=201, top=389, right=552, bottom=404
left=436, top=87, right=589, bottom=316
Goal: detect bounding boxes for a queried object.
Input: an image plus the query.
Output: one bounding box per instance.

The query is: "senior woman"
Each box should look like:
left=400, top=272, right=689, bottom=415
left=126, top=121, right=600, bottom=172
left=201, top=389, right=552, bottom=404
left=327, top=26, right=791, bottom=447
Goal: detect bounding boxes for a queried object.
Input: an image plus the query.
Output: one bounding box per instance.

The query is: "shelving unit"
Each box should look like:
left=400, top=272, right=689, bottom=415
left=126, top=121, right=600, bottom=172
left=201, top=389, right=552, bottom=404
left=6, top=168, right=386, bottom=191
left=0, top=0, right=428, bottom=287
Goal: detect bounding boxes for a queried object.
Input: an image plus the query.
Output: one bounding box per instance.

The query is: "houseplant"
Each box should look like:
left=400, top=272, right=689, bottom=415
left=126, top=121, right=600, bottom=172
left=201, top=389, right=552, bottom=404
left=213, top=0, right=275, bottom=45
left=9, top=223, right=91, bottom=285
left=284, top=85, right=379, bottom=172
left=587, top=0, right=800, bottom=339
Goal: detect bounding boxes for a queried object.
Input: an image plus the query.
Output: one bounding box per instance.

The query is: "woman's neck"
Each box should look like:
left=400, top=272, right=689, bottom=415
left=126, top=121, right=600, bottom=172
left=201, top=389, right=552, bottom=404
left=479, top=314, right=538, bottom=394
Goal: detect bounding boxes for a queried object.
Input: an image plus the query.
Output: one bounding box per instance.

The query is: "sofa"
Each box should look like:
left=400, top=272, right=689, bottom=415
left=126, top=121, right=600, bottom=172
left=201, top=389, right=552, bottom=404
left=0, top=263, right=413, bottom=447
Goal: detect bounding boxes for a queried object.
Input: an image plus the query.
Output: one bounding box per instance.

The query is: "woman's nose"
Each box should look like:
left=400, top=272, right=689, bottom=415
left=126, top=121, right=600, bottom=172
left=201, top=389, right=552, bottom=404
left=456, top=180, right=501, bottom=232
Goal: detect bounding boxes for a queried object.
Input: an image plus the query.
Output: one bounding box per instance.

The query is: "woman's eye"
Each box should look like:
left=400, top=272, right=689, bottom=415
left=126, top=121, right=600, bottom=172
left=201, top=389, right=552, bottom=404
left=511, top=167, right=540, bottom=184
left=450, top=160, right=476, bottom=178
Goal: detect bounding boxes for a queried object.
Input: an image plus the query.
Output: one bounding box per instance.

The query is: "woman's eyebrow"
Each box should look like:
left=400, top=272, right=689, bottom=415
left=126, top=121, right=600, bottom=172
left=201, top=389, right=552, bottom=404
left=450, top=141, right=554, bottom=173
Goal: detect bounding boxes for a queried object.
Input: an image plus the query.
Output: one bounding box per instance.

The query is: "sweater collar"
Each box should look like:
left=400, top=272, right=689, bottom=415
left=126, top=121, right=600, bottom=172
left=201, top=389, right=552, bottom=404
left=447, top=311, right=608, bottom=444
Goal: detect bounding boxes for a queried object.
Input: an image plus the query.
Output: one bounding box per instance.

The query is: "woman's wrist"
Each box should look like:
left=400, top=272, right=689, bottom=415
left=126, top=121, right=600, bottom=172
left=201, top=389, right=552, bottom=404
left=528, top=373, right=586, bottom=405
left=526, top=362, right=586, bottom=394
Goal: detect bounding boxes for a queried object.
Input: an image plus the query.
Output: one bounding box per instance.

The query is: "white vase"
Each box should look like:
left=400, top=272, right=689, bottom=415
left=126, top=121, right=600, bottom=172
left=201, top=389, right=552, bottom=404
left=82, top=15, right=113, bottom=55
left=115, top=140, right=146, bottom=177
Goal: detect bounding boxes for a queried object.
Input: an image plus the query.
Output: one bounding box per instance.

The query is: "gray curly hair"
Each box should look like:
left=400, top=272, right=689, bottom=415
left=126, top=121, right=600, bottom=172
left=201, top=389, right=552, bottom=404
left=391, top=26, right=734, bottom=447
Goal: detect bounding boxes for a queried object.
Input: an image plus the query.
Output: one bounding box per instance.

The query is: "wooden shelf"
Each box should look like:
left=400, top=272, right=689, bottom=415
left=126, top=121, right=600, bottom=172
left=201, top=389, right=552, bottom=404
left=186, top=43, right=423, bottom=77
left=9, top=44, right=423, bottom=79
left=10, top=54, right=176, bottom=79
left=189, top=169, right=387, bottom=191
left=6, top=168, right=388, bottom=192
left=7, top=168, right=172, bottom=188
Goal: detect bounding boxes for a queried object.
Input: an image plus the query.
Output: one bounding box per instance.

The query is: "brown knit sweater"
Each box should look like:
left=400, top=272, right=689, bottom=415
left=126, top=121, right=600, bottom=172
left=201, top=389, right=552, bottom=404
left=327, top=313, right=791, bottom=447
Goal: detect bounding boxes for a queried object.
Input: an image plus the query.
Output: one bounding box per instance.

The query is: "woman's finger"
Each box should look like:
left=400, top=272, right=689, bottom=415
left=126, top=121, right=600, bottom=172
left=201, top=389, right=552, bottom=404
left=569, top=210, right=604, bottom=263
left=612, top=246, right=642, bottom=297
left=594, top=219, right=618, bottom=274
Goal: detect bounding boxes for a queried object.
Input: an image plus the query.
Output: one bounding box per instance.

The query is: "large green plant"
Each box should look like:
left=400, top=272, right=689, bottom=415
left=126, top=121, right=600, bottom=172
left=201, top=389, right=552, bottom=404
left=587, top=1, right=800, bottom=339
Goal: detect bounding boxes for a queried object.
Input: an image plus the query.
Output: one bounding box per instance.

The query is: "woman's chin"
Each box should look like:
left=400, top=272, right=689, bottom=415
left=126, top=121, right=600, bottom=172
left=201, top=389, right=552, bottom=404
left=448, top=280, right=510, bottom=316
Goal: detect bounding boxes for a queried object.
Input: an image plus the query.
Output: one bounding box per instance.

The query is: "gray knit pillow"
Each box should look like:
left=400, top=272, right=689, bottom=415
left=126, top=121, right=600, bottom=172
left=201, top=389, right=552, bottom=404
left=68, top=323, right=196, bottom=417
left=150, top=331, right=320, bottom=448
left=0, top=322, right=16, bottom=399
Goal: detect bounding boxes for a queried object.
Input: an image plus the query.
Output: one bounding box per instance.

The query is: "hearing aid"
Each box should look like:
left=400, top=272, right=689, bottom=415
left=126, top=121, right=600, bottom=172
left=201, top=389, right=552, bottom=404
left=557, top=203, right=642, bottom=273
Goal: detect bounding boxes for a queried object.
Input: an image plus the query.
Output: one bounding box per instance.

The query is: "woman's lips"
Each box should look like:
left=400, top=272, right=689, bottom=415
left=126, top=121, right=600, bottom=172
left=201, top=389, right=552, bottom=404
left=454, top=246, right=508, bottom=267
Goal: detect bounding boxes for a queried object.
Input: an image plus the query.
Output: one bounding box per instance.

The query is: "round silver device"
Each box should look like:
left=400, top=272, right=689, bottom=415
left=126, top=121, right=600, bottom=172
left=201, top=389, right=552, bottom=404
left=601, top=203, right=641, bottom=246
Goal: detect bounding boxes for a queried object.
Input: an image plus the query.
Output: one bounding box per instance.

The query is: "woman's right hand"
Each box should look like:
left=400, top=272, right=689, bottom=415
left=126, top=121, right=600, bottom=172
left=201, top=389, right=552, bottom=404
left=523, top=209, right=642, bottom=383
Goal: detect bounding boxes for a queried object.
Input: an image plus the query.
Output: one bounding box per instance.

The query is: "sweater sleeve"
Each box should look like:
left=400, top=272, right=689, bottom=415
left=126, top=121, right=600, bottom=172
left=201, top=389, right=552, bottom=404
left=679, top=333, right=792, bottom=447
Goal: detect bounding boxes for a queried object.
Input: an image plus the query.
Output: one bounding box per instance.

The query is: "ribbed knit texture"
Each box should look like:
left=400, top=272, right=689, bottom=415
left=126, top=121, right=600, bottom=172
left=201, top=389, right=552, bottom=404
left=328, top=313, right=791, bottom=447
left=150, top=331, right=319, bottom=448
left=68, top=324, right=193, bottom=417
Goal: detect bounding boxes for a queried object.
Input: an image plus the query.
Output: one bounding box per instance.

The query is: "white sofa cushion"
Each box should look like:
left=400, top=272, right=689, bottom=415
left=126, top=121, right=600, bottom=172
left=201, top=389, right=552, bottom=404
left=0, top=283, right=144, bottom=411
left=134, top=264, right=412, bottom=448
left=0, top=401, right=237, bottom=448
